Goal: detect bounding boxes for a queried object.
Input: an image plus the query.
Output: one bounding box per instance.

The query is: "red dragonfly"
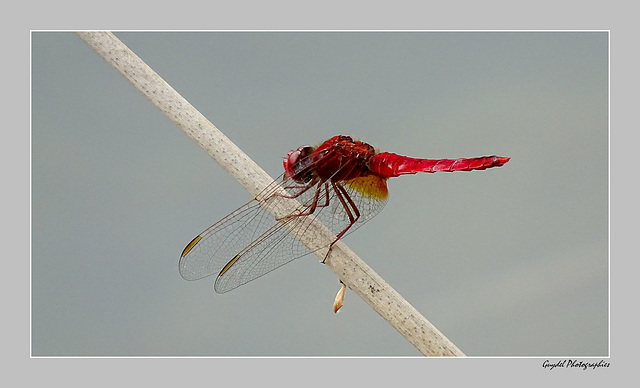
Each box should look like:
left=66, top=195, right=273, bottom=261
left=180, top=135, right=509, bottom=293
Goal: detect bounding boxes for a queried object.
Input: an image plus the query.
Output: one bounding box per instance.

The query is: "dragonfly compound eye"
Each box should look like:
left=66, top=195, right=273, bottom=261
left=283, top=146, right=315, bottom=184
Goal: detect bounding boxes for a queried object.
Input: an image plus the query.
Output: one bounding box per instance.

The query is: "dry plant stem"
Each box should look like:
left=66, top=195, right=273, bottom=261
left=76, top=31, right=465, bottom=357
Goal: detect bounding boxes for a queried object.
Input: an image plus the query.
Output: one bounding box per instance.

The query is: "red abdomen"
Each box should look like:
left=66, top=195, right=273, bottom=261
left=368, top=152, right=510, bottom=178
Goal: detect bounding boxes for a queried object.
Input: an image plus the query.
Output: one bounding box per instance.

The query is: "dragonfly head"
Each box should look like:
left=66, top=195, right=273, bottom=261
left=284, top=145, right=315, bottom=184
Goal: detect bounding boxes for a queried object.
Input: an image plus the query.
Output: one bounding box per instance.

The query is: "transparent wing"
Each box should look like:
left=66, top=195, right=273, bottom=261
left=179, top=153, right=389, bottom=293
left=178, top=175, right=296, bottom=283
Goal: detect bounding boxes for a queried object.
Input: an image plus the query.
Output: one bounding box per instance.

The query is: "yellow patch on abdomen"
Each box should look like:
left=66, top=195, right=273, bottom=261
left=344, top=175, right=389, bottom=199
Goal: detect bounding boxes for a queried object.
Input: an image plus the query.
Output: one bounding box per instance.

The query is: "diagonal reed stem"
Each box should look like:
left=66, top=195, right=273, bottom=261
left=76, top=31, right=465, bottom=357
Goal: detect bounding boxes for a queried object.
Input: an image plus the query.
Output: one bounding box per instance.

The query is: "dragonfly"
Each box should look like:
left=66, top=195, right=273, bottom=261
left=180, top=135, right=510, bottom=294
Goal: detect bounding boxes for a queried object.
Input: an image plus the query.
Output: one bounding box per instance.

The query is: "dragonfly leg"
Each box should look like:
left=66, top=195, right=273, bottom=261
left=277, top=182, right=331, bottom=222
left=298, top=181, right=330, bottom=212
left=277, top=183, right=314, bottom=199
left=322, top=181, right=360, bottom=263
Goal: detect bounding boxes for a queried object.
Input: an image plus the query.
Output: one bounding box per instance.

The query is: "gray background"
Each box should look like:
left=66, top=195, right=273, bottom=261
left=32, top=31, right=608, bottom=356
